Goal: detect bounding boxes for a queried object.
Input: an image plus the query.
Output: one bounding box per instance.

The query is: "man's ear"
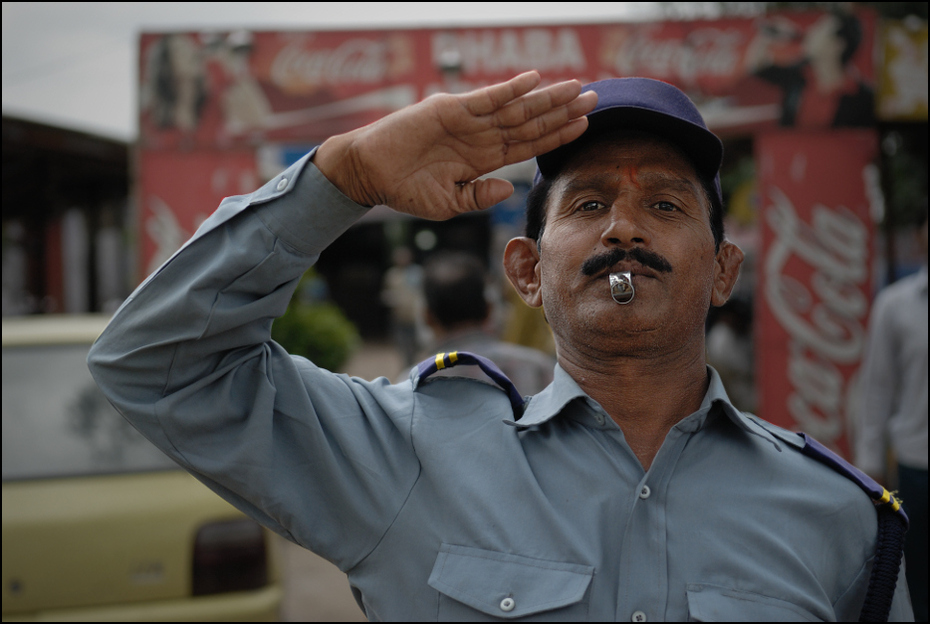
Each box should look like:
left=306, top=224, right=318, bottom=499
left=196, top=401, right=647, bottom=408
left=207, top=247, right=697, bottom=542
left=711, top=240, right=744, bottom=307
left=503, top=237, right=543, bottom=308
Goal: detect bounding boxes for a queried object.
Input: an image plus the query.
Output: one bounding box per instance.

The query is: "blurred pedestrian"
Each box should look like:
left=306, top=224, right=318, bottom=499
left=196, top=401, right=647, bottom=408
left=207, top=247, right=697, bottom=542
left=856, top=206, right=928, bottom=621
left=380, top=246, right=423, bottom=367
left=416, top=251, right=555, bottom=395
left=705, top=297, right=756, bottom=413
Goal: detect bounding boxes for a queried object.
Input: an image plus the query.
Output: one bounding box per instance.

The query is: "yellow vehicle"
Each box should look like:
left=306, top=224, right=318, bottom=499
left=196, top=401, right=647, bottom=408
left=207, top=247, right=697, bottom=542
left=2, top=315, right=282, bottom=621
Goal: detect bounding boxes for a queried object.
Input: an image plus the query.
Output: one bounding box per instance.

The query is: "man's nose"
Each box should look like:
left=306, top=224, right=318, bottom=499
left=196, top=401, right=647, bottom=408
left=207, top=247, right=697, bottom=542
left=601, top=200, right=649, bottom=248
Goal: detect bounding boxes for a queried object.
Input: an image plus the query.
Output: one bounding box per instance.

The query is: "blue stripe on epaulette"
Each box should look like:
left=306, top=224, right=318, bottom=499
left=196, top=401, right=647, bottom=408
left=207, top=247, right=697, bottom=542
left=799, top=433, right=909, bottom=528
left=412, top=351, right=526, bottom=420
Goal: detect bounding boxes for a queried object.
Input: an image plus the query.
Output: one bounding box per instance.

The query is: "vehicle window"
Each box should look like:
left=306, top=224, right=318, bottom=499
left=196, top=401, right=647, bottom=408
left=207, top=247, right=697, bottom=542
left=2, top=344, right=178, bottom=481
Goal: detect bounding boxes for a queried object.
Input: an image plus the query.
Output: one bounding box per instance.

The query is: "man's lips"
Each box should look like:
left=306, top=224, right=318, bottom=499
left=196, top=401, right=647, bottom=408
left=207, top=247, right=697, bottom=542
left=605, top=264, right=655, bottom=280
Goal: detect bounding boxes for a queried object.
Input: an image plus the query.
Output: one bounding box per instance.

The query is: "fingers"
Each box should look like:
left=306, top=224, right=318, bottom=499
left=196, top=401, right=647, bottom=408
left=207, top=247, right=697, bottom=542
left=456, top=178, right=515, bottom=213
left=500, top=116, right=590, bottom=166
left=498, top=89, right=597, bottom=143
left=456, top=73, right=597, bottom=149
left=464, top=71, right=541, bottom=116
left=492, top=79, right=590, bottom=129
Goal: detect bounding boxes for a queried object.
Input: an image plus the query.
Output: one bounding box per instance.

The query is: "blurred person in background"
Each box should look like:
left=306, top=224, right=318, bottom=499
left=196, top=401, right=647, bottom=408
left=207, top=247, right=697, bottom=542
left=380, top=246, right=424, bottom=368
left=856, top=204, right=928, bottom=621
left=415, top=251, right=555, bottom=395
left=705, top=296, right=755, bottom=413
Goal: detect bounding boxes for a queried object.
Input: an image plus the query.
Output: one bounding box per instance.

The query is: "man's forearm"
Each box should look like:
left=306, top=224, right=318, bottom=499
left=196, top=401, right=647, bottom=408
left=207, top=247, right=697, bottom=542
left=86, top=151, right=369, bottom=492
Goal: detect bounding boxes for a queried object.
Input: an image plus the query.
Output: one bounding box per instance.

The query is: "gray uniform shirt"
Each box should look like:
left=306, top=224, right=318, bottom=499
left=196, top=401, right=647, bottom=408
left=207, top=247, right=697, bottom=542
left=88, top=151, right=912, bottom=621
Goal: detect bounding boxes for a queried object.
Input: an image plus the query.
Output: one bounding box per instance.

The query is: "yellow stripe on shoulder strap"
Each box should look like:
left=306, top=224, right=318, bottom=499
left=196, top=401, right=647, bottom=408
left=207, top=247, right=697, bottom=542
left=877, top=487, right=902, bottom=512
left=888, top=489, right=901, bottom=512
left=435, top=353, right=446, bottom=370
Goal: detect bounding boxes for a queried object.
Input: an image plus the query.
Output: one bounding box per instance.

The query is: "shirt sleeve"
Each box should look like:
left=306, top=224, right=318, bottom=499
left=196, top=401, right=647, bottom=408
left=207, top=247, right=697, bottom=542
left=87, top=150, right=421, bottom=571
left=855, top=289, right=899, bottom=477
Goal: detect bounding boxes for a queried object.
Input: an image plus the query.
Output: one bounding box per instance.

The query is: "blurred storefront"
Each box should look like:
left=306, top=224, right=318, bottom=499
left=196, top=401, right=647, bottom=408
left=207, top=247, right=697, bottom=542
left=4, top=8, right=923, bottom=460
left=2, top=117, right=131, bottom=316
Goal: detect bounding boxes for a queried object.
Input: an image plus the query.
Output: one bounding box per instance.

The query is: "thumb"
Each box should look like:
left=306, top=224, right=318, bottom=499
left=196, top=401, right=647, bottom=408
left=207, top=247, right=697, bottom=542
left=459, top=178, right=515, bottom=213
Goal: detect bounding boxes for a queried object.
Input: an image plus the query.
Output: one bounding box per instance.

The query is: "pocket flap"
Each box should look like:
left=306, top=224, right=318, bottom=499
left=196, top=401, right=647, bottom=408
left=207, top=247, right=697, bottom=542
left=428, top=544, right=594, bottom=619
left=686, top=584, right=820, bottom=622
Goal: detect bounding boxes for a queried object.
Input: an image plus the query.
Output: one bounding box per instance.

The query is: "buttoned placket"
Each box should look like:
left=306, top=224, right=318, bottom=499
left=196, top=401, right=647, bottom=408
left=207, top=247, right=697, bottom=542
left=614, top=417, right=701, bottom=622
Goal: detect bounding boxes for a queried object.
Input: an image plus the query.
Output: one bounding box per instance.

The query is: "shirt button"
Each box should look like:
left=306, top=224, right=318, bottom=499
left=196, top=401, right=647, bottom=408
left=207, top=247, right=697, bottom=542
left=639, top=485, right=651, bottom=499
left=500, top=597, right=515, bottom=612
left=276, top=177, right=288, bottom=191
left=631, top=610, right=648, bottom=622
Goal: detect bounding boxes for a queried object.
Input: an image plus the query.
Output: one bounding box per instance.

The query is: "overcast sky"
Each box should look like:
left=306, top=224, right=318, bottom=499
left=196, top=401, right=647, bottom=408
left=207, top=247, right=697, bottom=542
left=1, top=2, right=693, bottom=142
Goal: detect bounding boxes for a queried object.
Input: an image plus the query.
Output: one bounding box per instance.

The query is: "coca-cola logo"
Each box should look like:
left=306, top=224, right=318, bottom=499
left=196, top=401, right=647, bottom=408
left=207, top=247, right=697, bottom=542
left=763, top=184, right=869, bottom=442
left=271, top=39, right=389, bottom=90
left=603, top=26, right=743, bottom=83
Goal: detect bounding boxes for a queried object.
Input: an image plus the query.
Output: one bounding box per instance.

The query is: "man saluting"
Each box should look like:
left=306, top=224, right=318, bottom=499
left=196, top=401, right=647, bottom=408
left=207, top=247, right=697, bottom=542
left=89, top=72, right=911, bottom=621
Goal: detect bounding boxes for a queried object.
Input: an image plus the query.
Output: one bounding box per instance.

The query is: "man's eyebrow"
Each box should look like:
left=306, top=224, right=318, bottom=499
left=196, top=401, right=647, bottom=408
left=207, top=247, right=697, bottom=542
left=636, top=172, right=703, bottom=196
left=561, top=173, right=618, bottom=197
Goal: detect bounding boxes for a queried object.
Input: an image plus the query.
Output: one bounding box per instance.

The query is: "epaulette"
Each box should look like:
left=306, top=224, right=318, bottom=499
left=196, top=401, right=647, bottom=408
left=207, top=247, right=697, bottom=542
left=798, top=434, right=907, bottom=525
left=783, top=431, right=908, bottom=622
left=746, top=420, right=908, bottom=524
left=412, top=351, right=526, bottom=420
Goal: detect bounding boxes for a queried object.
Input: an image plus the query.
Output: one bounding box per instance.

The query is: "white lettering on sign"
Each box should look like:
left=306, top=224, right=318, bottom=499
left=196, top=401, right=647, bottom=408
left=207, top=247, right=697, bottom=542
left=763, top=185, right=869, bottom=442
left=271, top=38, right=388, bottom=89
left=605, top=27, right=743, bottom=82
left=432, top=29, right=586, bottom=75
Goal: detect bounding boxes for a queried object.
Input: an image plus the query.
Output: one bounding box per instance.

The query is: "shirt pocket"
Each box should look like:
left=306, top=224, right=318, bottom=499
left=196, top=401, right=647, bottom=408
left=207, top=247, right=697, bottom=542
left=686, top=584, right=822, bottom=622
left=428, top=543, right=595, bottom=621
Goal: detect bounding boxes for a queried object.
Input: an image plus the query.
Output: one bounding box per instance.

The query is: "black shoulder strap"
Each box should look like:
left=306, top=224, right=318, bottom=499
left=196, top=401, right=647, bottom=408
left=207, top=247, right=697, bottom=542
left=412, top=351, right=526, bottom=420
left=799, top=434, right=908, bottom=622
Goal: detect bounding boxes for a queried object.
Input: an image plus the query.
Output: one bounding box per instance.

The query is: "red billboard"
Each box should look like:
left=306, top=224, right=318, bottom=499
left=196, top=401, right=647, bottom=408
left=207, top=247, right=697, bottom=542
left=755, top=130, right=879, bottom=456
left=138, top=149, right=258, bottom=276
left=138, top=10, right=877, bottom=152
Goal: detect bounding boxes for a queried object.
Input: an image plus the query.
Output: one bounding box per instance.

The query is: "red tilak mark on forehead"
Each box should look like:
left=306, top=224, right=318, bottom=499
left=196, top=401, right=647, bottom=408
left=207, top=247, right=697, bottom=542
left=625, top=165, right=642, bottom=190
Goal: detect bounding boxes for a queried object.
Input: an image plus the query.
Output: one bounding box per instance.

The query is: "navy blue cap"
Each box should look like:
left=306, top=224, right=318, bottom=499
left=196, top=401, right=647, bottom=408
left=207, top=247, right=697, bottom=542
left=535, top=78, right=723, bottom=203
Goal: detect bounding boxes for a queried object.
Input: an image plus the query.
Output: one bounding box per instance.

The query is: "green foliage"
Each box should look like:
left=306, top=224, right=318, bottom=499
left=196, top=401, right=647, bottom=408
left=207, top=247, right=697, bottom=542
left=271, top=271, right=360, bottom=372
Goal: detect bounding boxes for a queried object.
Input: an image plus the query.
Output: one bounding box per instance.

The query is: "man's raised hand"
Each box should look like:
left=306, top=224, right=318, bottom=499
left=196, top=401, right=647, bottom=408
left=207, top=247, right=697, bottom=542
left=313, top=71, right=597, bottom=220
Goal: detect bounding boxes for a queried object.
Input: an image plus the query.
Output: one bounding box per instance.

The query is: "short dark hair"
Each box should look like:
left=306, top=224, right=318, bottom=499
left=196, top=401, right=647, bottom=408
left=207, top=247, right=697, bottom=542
left=525, top=177, right=553, bottom=242
left=525, top=155, right=725, bottom=252
left=423, top=252, right=489, bottom=328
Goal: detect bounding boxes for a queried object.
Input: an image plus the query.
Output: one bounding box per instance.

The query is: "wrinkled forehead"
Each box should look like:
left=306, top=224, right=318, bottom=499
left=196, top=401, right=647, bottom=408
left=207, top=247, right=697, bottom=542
left=555, top=130, right=703, bottom=189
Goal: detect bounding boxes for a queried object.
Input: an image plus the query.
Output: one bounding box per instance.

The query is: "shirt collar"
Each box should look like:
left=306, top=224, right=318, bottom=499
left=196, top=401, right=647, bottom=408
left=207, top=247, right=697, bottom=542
left=507, top=364, right=587, bottom=428
left=507, top=364, right=782, bottom=450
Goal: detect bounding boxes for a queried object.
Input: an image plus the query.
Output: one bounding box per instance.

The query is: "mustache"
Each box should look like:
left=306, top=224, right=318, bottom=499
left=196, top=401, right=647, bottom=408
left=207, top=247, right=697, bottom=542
left=581, top=247, right=673, bottom=277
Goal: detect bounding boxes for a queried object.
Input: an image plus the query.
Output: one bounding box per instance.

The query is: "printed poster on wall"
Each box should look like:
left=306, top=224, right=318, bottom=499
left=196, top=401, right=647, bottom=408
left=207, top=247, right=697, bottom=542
left=137, top=10, right=878, bottom=149
left=137, top=9, right=880, bottom=277
left=138, top=149, right=258, bottom=276
left=877, top=18, right=929, bottom=120
left=755, top=130, right=880, bottom=458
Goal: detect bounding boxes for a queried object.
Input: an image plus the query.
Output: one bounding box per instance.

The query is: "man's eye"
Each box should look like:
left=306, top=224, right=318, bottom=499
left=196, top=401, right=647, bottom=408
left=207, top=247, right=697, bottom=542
left=578, top=201, right=604, bottom=212
left=654, top=200, right=679, bottom=212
